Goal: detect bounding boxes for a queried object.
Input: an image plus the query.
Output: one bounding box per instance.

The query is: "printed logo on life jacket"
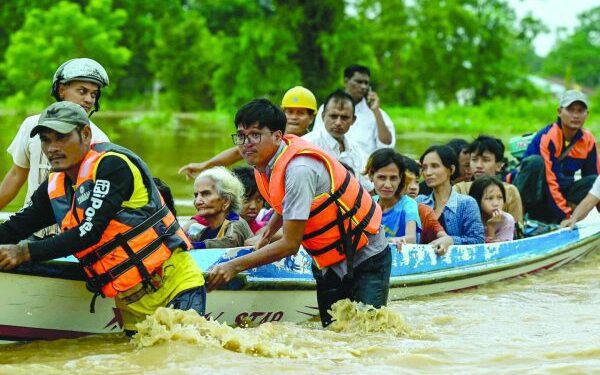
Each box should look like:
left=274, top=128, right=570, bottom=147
left=76, top=188, right=90, bottom=205
left=79, top=179, right=110, bottom=237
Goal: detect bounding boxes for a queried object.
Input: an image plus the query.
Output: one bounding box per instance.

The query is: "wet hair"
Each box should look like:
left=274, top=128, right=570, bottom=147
left=234, top=98, right=287, bottom=133
left=466, top=135, right=505, bottom=162
left=468, top=175, right=506, bottom=214
left=365, top=148, right=407, bottom=196
left=344, top=64, right=371, bottom=79
left=419, top=145, right=459, bottom=181
left=402, top=156, right=420, bottom=177
left=446, top=138, right=469, bottom=156
left=323, top=89, right=355, bottom=113
left=232, top=166, right=259, bottom=200
left=153, top=177, right=177, bottom=217
left=196, top=167, right=245, bottom=213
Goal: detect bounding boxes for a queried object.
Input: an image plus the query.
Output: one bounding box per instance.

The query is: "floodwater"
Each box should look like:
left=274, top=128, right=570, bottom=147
left=0, top=111, right=469, bottom=215
left=1, top=113, right=598, bottom=373
left=0, top=249, right=598, bottom=374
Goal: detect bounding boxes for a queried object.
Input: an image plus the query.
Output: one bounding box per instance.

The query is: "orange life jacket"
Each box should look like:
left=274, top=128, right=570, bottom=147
left=48, top=143, right=191, bottom=298
left=254, top=135, right=382, bottom=269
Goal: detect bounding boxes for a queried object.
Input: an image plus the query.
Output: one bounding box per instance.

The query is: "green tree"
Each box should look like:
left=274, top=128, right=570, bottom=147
left=0, top=0, right=57, bottom=97
left=405, top=0, right=537, bottom=104
left=543, top=6, right=600, bottom=88
left=111, top=0, right=186, bottom=99
left=346, top=0, right=416, bottom=105
left=1, top=0, right=131, bottom=107
left=149, top=8, right=221, bottom=111
left=275, top=0, right=345, bottom=100
left=211, top=17, right=302, bottom=110
left=196, top=0, right=264, bottom=36
left=0, top=0, right=63, bottom=53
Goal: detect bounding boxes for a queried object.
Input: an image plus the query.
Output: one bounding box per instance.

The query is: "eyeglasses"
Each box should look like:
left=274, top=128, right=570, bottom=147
left=231, top=131, right=275, bottom=145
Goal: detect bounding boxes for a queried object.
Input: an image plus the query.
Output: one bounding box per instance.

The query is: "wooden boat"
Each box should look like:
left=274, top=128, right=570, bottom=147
left=1, top=218, right=598, bottom=344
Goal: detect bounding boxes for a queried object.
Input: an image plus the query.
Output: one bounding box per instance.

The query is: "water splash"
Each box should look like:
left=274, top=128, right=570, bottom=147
left=133, top=307, right=310, bottom=358
left=328, top=299, right=416, bottom=337
left=132, top=301, right=421, bottom=359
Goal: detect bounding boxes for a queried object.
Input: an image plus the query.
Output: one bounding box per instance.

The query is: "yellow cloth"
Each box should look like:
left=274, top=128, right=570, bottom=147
left=115, top=249, right=205, bottom=331
left=90, top=151, right=204, bottom=330
left=94, top=151, right=149, bottom=208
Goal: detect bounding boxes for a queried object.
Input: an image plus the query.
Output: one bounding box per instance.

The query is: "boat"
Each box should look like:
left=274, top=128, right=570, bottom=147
left=1, top=217, right=598, bottom=344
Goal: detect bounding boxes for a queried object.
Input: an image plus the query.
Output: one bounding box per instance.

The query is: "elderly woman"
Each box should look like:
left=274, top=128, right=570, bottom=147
left=183, top=167, right=252, bottom=249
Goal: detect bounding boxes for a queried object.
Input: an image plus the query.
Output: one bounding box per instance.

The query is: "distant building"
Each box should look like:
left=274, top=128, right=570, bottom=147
left=528, top=75, right=594, bottom=97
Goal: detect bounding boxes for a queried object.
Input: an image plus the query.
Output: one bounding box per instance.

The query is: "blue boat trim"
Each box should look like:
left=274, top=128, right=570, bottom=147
left=3, top=226, right=598, bottom=292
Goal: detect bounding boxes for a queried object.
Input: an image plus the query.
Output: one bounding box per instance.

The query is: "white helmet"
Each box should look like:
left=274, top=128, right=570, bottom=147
left=53, top=58, right=109, bottom=87
left=51, top=58, right=109, bottom=114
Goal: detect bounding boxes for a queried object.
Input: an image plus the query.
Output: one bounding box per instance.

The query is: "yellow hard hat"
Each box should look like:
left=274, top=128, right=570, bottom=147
left=281, top=86, right=317, bottom=112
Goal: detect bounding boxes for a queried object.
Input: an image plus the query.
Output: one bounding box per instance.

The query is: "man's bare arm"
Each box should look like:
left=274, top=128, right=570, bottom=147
left=178, top=147, right=243, bottom=179
left=0, top=164, right=29, bottom=210
left=368, top=92, right=392, bottom=145
left=207, top=219, right=306, bottom=291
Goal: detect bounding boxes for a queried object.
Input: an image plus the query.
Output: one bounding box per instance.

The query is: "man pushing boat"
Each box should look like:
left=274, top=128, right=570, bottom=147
left=207, top=99, right=391, bottom=327
left=0, top=102, right=205, bottom=335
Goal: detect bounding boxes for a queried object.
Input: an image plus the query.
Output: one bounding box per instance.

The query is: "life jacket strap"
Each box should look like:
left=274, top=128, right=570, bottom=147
left=305, top=201, right=377, bottom=256
left=79, top=205, right=173, bottom=267
left=85, top=220, right=178, bottom=293
left=88, top=292, right=104, bottom=314
left=309, top=172, right=352, bottom=218
left=303, top=205, right=358, bottom=240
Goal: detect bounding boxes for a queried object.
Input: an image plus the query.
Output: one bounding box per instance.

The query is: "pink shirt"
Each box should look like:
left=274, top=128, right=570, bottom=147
left=488, top=212, right=515, bottom=242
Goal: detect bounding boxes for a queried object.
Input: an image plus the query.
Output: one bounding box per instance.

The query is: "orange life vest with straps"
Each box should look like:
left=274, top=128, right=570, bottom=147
left=47, top=143, right=191, bottom=298
left=254, top=135, right=382, bottom=269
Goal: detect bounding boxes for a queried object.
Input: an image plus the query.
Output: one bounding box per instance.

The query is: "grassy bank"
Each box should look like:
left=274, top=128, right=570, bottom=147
left=387, top=97, right=600, bottom=137
left=2, top=95, right=599, bottom=137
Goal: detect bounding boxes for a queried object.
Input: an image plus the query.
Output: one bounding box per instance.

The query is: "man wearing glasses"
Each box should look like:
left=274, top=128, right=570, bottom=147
left=208, top=99, right=391, bottom=327
left=510, top=90, right=599, bottom=223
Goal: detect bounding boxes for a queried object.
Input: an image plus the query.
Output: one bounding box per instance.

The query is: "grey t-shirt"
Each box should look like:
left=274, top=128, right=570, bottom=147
left=280, top=154, right=387, bottom=279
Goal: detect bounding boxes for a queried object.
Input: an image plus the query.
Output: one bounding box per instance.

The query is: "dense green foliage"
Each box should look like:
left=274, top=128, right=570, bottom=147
left=0, top=0, right=596, bottom=111
left=542, top=7, right=600, bottom=89
left=0, top=0, right=130, bottom=108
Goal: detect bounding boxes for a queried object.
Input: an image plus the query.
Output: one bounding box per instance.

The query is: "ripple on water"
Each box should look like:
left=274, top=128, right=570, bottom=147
left=0, top=249, right=598, bottom=373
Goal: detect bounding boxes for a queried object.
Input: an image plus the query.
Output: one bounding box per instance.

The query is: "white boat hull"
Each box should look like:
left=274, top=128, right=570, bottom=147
left=1, top=222, right=598, bottom=343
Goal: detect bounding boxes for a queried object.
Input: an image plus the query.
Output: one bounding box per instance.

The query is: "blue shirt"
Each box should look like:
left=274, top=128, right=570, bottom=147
left=416, top=190, right=484, bottom=245
left=374, top=195, right=422, bottom=238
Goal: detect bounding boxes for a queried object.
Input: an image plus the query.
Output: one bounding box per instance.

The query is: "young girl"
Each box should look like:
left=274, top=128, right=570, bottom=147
left=365, top=149, right=421, bottom=248
left=232, top=166, right=267, bottom=234
left=469, top=176, right=515, bottom=242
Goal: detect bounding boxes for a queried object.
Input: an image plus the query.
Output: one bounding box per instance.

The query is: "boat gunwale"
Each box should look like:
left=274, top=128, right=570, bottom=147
left=1, top=230, right=598, bottom=291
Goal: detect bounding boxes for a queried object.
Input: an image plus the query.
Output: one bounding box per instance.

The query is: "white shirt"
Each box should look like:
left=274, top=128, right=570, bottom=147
left=590, top=176, right=600, bottom=199
left=7, top=114, right=109, bottom=205
left=313, top=97, right=395, bottom=157
left=302, top=129, right=374, bottom=192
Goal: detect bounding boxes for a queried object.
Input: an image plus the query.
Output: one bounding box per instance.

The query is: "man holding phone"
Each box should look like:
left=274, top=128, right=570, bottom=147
left=313, top=64, right=395, bottom=156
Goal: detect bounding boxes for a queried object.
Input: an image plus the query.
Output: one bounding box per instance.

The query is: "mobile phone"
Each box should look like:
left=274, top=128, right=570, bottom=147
left=366, top=85, right=374, bottom=106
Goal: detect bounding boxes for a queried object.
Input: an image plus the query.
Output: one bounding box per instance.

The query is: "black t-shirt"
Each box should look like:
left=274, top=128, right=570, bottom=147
left=0, top=155, right=136, bottom=261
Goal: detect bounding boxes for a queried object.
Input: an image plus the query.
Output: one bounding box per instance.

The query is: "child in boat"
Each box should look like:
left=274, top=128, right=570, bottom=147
left=183, top=167, right=252, bottom=248
left=232, top=166, right=268, bottom=234
left=469, top=176, right=515, bottom=242
left=366, top=148, right=421, bottom=248
left=447, top=138, right=473, bottom=184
